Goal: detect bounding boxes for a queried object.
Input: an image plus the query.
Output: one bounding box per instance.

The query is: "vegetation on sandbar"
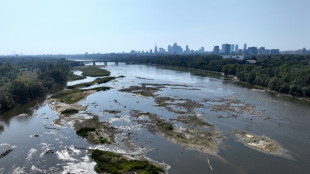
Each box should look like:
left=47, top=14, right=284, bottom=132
left=67, top=72, right=86, bottom=81
left=75, top=66, right=110, bottom=77
left=51, top=89, right=92, bottom=104
left=91, top=149, right=165, bottom=174
left=60, top=108, right=79, bottom=116
left=156, top=120, right=173, bottom=132
left=89, top=86, right=111, bottom=92
left=119, top=84, right=164, bottom=97
left=51, top=87, right=110, bottom=104
left=131, top=110, right=223, bottom=154
left=76, top=127, right=96, bottom=137
left=74, top=117, right=117, bottom=144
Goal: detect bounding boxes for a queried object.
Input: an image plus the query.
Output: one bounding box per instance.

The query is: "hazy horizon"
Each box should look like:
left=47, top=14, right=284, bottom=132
left=1, top=0, right=310, bottom=55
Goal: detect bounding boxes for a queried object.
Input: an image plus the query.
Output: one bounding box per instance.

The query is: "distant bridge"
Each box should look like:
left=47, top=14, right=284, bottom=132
left=71, top=60, right=124, bottom=66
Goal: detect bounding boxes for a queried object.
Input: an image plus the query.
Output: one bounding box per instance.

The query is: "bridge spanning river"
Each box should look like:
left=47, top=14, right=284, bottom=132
left=70, top=59, right=123, bottom=66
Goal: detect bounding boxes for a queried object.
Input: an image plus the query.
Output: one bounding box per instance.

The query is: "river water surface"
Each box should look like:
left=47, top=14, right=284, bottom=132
left=0, top=63, right=310, bottom=174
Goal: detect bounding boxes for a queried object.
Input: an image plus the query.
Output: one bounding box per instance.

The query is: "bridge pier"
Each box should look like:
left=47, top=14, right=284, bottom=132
left=92, top=61, right=96, bottom=66
left=104, top=61, right=107, bottom=66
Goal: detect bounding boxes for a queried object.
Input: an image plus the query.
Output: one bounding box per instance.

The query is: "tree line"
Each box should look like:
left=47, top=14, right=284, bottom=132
left=0, top=57, right=74, bottom=113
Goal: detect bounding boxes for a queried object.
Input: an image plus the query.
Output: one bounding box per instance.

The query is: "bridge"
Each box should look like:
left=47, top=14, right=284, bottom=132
left=71, top=60, right=122, bottom=66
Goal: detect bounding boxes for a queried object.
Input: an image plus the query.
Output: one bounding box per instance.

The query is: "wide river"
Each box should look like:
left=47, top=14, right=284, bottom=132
left=0, top=63, right=310, bottom=174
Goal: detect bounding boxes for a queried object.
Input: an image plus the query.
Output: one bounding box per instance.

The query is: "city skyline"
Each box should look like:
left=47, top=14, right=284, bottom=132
left=3, top=42, right=309, bottom=56
left=129, top=42, right=283, bottom=56
left=1, top=0, right=310, bottom=55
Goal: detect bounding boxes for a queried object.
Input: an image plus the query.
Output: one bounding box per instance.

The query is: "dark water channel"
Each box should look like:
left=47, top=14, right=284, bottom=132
left=0, top=63, right=309, bottom=174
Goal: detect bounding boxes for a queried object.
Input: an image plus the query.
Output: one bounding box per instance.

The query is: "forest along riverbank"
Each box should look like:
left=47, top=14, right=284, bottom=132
left=1, top=64, right=310, bottom=174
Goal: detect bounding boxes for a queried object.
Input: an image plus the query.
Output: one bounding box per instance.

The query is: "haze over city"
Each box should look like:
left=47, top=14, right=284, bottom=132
left=1, top=0, right=310, bottom=55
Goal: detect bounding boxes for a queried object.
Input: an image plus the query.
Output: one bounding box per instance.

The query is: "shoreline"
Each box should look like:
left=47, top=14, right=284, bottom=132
left=129, top=63, right=310, bottom=102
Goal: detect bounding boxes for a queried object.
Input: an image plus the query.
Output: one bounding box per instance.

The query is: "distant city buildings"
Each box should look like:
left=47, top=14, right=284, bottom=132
left=235, top=45, right=239, bottom=53
left=154, top=45, right=158, bottom=54
left=270, top=49, right=280, bottom=55
left=168, top=43, right=183, bottom=54
left=248, top=47, right=258, bottom=55
left=213, top=46, right=220, bottom=55
left=222, top=44, right=231, bottom=55
left=281, top=48, right=310, bottom=55
left=129, top=42, right=284, bottom=57
left=230, top=44, right=234, bottom=54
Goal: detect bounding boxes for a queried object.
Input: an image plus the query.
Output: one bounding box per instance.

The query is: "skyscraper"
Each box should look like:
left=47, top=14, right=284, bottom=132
left=167, top=43, right=183, bottom=54
left=243, top=43, right=247, bottom=54
left=270, top=49, right=280, bottom=55
left=186, top=45, right=190, bottom=53
left=221, top=44, right=225, bottom=54
left=200, top=47, right=205, bottom=53
left=154, top=45, right=158, bottom=54
left=258, top=47, right=265, bottom=55
left=168, top=45, right=172, bottom=54
left=235, top=45, right=239, bottom=53
left=230, top=44, right=235, bottom=53
left=213, top=46, right=219, bottom=55
left=222, top=44, right=231, bottom=55
left=159, top=48, right=166, bottom=54
left=248, top=47, right=258, bottom=55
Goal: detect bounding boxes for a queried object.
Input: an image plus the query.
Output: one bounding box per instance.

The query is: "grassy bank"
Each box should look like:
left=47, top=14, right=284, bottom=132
left=75, top=66, right=110, bottom=77
left=51, top=87, right=110, bottom=104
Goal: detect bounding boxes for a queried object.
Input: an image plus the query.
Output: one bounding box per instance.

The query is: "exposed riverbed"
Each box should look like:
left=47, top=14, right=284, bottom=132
left=0, top=63, right=310, bottom=174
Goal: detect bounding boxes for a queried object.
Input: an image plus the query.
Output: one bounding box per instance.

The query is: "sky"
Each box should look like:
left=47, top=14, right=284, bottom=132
left=0, top=0, right=309, bottom=55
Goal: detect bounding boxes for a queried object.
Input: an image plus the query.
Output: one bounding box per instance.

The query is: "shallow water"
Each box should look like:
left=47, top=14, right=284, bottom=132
left=0, top=63, right=310, bottom=174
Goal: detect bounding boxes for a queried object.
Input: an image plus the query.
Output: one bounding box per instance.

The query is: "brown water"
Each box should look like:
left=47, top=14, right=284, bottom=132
left=0, top=63, right=309, bottom=174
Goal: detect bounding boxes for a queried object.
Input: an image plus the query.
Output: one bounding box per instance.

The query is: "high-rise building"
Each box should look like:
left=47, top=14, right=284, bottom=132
left=243, top=44, right=247, bottom=50
left=237, top=49, right=243, bottom=55
left=186, top=45, right=190, bottom=53
left=270, top=49, right=280, bottom=55
left=248, top=47, right=258, bottom=55
left=154, top=45, right=158, bottom=54
left=213, top=46, right=219, bottom=55
left=159, top=48, right=166, bottom=54
left=171, top=43, right=183, bottom=54
left=230, top=44, right=235, bottom=53
left=235, top=45, right=239, bottom=53
left=200, top=47, right=205, bottom=53
left=168, top=45, right=172, bottom=54
left=222, top=44, right=231, bottom=55
left=243, top=43, right=247, bottom=54
left=258, top=47, right=265, bottom=55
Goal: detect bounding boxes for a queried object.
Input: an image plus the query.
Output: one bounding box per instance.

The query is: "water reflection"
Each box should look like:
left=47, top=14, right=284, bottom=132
left=0, top=97, right=45, bottom=126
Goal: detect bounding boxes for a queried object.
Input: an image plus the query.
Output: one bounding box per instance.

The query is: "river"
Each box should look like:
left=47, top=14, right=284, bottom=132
left=0, top=63, right=309, bottom=174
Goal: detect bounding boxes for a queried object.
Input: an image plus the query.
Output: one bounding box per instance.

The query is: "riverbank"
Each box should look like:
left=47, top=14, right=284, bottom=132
left=131, top=63, right=310, bottom=102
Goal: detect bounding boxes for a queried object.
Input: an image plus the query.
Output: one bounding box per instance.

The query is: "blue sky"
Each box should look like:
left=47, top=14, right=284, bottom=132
left=0, top=0, right=309, bottom=55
